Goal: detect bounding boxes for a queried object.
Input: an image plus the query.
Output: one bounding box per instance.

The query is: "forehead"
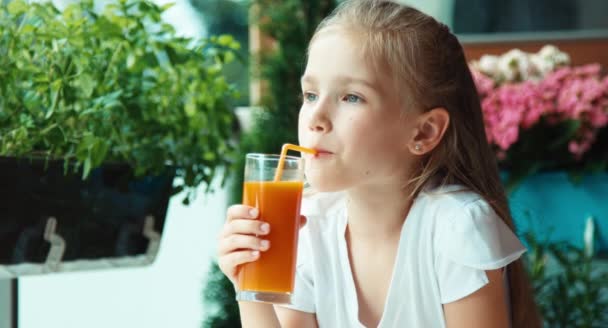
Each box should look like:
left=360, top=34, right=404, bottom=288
left=306, top=29, right=378, bottom=81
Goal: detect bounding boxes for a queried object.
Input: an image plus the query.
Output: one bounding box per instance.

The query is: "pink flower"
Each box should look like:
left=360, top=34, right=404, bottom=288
left=573, top=63, right=601, bottom=77
left=588, top=106, right=608, bottom=128
left=521, top=81, right=551, bottom=128
left=494, top=125, right=520, bottom=151
left=557, top=79, right=587, bottom=119
left=472, top=59, right=608, bottom=160
left=470, top=67, right=495, bottom=96
left=568, top=128, right=597, bottom=160
left=480, top=84, right=527, bottom=150
left=568, top=141, right=588, bottom=160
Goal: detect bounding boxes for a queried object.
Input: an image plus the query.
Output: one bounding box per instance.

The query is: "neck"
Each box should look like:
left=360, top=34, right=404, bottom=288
left=345, top=182, right=414, bottom=243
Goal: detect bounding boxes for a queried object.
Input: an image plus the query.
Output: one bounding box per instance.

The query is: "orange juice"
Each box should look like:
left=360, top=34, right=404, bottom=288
left=237, top=180, right=304, bottom=293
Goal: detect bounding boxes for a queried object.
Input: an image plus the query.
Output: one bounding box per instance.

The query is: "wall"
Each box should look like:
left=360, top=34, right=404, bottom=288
left=18, top=182, right=227, bottom=328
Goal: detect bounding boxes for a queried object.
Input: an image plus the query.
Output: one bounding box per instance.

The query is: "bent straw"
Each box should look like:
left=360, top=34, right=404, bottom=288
left=274, top=144, right=316, bottom=182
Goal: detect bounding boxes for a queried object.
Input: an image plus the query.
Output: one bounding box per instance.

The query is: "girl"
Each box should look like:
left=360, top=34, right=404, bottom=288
left=218, top=0, right=541, bottom=327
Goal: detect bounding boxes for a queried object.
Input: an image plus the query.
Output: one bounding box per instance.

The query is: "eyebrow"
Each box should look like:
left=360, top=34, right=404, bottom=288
left=300, top=75, right=380, bottom=93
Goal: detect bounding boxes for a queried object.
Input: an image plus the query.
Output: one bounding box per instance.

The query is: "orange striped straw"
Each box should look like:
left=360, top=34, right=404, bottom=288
left=274, top=143, right=316, bottom=181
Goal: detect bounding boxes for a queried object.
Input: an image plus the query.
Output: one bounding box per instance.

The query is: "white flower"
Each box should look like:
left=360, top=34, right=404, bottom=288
left=497, top=49, right=531, bottom=82
left=529, top=54, right=550, bottom=79
left=470, top=45, right=571, bottom=83
left=476, top=55, right=499, bottom=76
left=531, top=45, right=571, bottom=76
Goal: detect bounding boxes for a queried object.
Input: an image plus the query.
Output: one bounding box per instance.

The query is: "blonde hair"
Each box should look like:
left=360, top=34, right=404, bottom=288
left=310, top=1, right=541, bottom=326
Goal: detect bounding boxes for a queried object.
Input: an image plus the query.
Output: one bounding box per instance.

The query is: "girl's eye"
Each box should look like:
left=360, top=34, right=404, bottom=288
left=344, top=94, right=362, bottom=103
left=303, top=92, right=318, bottom=102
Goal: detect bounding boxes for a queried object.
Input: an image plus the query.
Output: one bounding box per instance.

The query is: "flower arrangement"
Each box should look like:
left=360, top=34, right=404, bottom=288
left=470, top=46, right=608, bottom=184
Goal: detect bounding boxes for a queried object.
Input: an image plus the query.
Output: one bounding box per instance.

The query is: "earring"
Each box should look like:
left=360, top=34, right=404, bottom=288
left=414, top=144, right=422, bottom=151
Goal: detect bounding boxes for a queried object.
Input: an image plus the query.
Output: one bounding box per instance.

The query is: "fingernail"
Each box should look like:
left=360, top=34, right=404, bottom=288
left=249, top=208, right=259, bottom=218
left=260, top=223, right=270, bottom=233
left=260, top=240, right=269, bottom=250
left=251, top=251, right=260, bottom=257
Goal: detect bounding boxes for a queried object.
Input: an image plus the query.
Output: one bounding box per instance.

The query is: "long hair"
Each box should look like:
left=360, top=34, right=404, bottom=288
left=311, top=1, right=541, bottom=326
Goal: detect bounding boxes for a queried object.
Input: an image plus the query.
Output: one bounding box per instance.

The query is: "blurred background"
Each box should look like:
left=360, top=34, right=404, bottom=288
left=0, top=0, right=607, bottom=327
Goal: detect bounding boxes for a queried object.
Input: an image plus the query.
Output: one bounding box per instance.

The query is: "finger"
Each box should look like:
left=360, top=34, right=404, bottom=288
left=222, top=219, right=270, bottom=237
left=219, top=250, right=261, bottom=278
left=299, top=215, right=307, bottom=229
left=226, top=204, right=259, bottom=222
left=218, top=234, right=270, bottom=256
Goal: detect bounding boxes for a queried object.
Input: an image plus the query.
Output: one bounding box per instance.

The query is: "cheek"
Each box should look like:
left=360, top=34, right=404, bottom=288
left=298, top=109, right=308, bottom=144
left=345, top=119, right=378, bottom=148
left=347, top=118, right=406, bottom=162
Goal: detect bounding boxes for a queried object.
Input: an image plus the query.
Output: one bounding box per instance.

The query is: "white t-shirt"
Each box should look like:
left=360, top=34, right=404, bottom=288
left=278, top=184, right=526, bottom=327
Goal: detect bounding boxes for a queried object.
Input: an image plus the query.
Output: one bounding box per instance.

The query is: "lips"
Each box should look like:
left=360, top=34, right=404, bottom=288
left=314, top=148, right=333, bottom=154
left=310, top=147, right=333, bottom=158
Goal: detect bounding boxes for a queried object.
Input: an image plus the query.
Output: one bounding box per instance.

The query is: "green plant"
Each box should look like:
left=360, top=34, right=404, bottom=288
left=202, top=262, right=241, bottom=328
left=189, top=0, right=250, bottom=106
left=524, top=233, right=608, bottom=327
left=0, top=0, right=240, bottom=200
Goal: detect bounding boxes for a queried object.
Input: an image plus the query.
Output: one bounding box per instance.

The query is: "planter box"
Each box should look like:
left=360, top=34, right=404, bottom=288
left=0, top=156, right=174, bottom=277
left=507, top=171, right=608, bottom=253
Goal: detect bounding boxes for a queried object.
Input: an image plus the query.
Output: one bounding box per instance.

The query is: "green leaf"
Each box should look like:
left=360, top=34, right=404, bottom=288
left=7, top=0, right=27, bottom=16
left=217, top=34, right=235, bottom=47
left=126, top=53, right=136, bottom=69
left=224, top=51, right=235, bottom=63
left=184, top=99, right=197, bottom=117
left=203, top=151, right=216, bottom=161
left=160, top=3, right=175, bottom=11
left=20, top=24, right=36, bottom=34
left=82, top=156, right=92, bottom=179
left=77, top=74, right=95, bottom=97
left=90, top=140, right=109, bottom=167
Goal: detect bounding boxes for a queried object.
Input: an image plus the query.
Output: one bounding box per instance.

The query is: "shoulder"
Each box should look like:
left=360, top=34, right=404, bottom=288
left=417, top=184, right=526, bottom=270
left=423, top=186, right=526, bottom=270
left=418, top=184, right=487, bottom=215
left=416, top=184, right=497, bottom=229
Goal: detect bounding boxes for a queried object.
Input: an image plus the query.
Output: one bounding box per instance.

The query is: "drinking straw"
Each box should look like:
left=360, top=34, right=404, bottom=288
left=274, top=144, right=316, bottom=181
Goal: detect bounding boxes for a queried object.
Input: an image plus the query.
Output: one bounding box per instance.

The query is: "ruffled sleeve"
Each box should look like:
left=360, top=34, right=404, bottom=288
left=434, top=198, right=526, bottom=303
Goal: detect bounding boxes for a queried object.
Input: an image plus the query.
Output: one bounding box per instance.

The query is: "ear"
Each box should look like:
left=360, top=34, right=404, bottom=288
left=408, top=107, right=450, bottom=155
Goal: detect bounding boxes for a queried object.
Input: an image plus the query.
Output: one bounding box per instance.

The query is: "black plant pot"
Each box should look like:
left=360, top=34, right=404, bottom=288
left=0, top=156, right=174, bottom=266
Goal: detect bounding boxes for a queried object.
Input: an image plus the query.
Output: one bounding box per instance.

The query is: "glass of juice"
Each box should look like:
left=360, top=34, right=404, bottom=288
left=236, top=153, right=305, bottom=304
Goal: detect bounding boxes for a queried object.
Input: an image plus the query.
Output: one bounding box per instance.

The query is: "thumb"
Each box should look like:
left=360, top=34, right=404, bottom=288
left=299, top=215, right=307, bottom=229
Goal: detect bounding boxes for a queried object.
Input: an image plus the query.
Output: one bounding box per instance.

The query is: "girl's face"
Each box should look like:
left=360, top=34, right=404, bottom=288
left=298, top=29, right=418, bottom=192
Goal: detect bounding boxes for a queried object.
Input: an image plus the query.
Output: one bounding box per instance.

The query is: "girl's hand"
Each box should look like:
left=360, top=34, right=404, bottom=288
left=218, top=205, right=270, bottom=284
left=217, top=204, right=308, bottom=284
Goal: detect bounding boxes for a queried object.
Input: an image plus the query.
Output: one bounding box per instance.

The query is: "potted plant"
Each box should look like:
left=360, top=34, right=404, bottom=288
left=0, top=0, right=240, bottom=270
left=470, top=45, right=608, bottom=253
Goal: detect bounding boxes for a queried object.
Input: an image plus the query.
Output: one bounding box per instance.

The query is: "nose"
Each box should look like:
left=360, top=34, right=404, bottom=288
left=307, top=100, right=332, bottom=133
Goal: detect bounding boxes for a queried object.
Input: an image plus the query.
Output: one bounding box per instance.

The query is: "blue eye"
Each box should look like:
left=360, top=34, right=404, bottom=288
left=303, top=92, right=318, bottom=102
left=344, top=94, right=362, bottom=103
